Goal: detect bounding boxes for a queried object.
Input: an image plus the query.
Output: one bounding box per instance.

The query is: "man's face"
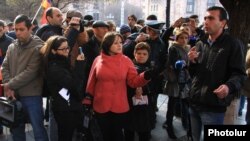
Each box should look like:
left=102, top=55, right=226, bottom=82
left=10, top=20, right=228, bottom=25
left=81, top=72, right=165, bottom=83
left=48, top=8, right=63, bottom=26
left=204, top=10, right=226, bottom=35
left=189, top=18, right=198, bottom=28
left=15, top=22, right=32, bottom=43
left=93, top=27, right=108, bottom=40
left=0, top=26, right=5, bottom=38
left=128, top=17, right=136, bottom=27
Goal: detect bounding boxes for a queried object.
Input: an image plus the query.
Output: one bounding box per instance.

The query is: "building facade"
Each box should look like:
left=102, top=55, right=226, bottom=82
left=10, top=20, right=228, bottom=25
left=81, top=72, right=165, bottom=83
left=65, top=0, right=222, bottom=27
left=127, top=0, right=222, bottom=26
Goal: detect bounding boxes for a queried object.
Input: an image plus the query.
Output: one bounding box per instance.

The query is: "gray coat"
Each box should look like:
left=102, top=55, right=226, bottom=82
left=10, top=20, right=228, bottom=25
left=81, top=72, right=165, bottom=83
left=164, top=43, right=190, bottom=98
left=1, top=35, right=44, bottom=97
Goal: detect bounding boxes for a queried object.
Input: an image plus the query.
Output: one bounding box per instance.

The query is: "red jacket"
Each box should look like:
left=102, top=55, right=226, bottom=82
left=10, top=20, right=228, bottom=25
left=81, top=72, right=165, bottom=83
left=86, top=52, right=149, bottom=113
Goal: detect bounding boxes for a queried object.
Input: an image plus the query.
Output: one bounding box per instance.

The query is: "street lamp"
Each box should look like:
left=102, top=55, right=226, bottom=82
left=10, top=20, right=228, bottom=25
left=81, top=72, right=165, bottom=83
left=166, top=0, right=171, bottom=28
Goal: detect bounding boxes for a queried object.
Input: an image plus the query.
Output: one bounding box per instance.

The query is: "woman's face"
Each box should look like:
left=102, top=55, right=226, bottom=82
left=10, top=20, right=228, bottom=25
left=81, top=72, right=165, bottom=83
left=176, top=33, right=189, bottom=46
left=134, top=49, right=149, bottom=64
left=54, top=41, right=69, bottom=57
left=109, top=36, right=123, bottom=55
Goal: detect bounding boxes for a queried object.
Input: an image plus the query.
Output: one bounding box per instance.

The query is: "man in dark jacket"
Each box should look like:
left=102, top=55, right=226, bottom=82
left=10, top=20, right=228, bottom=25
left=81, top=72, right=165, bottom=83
left=36, top=7, right=64, bottom=41
left=0, top=20, right=14, bottom=64
left=188, top=6, right=246, bottom=141
left=0, top=20, right=14, bottom=135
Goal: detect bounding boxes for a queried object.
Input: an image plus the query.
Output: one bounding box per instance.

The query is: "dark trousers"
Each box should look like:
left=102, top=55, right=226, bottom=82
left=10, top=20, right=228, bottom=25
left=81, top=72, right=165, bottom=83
left=166, top=96, right=189, bottom=128
left=54, top=111, right=81, bottom=141
left=95, top=112, right=126, bottom=141
left=124, top=129, right=150, bottom=141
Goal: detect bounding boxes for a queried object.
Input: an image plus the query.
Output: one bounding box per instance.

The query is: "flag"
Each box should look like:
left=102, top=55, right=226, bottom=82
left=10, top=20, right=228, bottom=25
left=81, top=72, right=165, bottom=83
left=41, top=0, right=52, bottom=9
left=40, top=0, right=52, bottom=25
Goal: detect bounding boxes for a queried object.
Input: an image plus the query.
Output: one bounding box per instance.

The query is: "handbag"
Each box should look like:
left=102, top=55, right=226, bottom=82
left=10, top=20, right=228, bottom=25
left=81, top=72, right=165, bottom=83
left=83, top=106, right=103, bottom=141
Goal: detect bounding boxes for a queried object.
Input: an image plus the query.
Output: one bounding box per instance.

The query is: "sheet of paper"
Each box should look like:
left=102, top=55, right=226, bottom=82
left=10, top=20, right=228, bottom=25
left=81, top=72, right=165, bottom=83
left=59, top=88, right=70, bottom=101
left=132, top=95, right=148, bottom=106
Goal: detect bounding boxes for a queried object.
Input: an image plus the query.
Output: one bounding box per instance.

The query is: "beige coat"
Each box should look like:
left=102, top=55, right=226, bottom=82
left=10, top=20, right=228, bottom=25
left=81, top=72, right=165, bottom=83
left=1, top=35, right=44, bottom=97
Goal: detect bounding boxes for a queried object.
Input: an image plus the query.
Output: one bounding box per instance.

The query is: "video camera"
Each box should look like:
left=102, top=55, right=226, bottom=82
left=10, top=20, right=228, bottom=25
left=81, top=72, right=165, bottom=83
left=0, top=97, right=25, bottom=128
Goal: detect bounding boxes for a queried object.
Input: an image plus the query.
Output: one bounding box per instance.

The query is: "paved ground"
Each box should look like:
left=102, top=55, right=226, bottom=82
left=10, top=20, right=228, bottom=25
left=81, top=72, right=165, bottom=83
left=0, top=94, right=247, bottom=141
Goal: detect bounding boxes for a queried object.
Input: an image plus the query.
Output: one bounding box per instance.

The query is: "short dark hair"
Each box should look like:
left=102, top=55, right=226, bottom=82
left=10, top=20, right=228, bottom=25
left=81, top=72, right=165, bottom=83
left=128, top=14, right=137, bottom=22
left=189, top=14, right=198, bottom=19
left=137, top=19, right=145, bottom=25
left=0, top=20, right=6, bottom=27
left=14, top=14, right=32, bottom=29
left=7, top=22, right=13, bottom=26
left=84, top=15, right=93, bottom=21
left=207, top=6, right=228, bottom=21
left=134, top=42, right=151, bottom=54
left=101, top=32, right=123, bottom=55
left=46, top=7, right=54, bottom=19
left=147, top=14, right=157, bottom=20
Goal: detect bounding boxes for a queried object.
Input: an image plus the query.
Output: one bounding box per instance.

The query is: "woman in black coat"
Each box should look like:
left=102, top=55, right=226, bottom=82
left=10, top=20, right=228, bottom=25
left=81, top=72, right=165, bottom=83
left=40, top=35, right=85, bottom=141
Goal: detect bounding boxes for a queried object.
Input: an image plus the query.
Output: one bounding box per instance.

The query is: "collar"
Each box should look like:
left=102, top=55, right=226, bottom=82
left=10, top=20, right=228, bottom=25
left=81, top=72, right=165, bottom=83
left=18, top=35, right=32, bottom=46
left=202, top=31, right=227, bottom=45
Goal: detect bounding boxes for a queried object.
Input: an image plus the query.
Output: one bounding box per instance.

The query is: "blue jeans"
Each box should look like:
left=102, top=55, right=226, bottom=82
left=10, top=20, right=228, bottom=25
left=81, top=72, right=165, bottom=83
left=238, top=95, right=246, bottom=113
left=246, top=98, right=250, bottom=125
left=189, top=107, right=225, bottom=141
left=10, top=96, right=49, bottom=141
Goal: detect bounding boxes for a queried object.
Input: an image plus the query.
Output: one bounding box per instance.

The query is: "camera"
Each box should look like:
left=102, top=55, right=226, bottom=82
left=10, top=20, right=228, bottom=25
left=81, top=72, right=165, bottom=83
left=0, top=97, right=25, bottom=128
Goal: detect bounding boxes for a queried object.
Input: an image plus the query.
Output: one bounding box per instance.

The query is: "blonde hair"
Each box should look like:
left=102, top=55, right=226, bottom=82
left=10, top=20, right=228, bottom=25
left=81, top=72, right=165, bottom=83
left=40, top=35, right=58, bottom=56
left=40, top=35, right=67, bottom=74
left=174, top=29, right=190, bottom=40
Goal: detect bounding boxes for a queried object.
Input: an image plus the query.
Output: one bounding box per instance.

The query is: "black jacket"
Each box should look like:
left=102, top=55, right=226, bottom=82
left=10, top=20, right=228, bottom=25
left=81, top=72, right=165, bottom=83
left=36, top=24, right=63, bottom=41
left=0, top=34, right=13, bottom=64
left=189, top=32, right=246, bottom=112
left=126, top=62, right=155, bottom=132
left=46, top=54, right=85, bottom=112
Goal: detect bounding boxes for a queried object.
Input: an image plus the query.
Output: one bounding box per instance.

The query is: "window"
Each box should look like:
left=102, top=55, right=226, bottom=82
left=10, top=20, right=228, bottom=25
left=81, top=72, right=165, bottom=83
left=186, top=0, right=194, bottom=13
left=207, top=0, right=215, bottom=8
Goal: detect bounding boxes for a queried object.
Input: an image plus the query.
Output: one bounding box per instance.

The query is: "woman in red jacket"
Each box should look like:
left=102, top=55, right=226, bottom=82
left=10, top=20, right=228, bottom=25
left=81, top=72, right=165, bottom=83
left=86, top=32, right=153, bottom=141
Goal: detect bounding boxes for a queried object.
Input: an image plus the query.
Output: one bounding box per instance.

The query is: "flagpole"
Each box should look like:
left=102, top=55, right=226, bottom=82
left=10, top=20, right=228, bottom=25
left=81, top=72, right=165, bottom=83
left=32, top=5, right=42, bottom=24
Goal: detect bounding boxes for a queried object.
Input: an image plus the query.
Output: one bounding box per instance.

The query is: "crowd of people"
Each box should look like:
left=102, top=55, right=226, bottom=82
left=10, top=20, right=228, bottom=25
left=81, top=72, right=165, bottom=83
left=0, top=5, right=249, bottom=141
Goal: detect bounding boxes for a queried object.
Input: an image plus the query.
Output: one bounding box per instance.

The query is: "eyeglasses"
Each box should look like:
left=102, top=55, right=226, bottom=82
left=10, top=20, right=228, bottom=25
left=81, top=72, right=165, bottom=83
left=57, top=47, right=70, bottom=51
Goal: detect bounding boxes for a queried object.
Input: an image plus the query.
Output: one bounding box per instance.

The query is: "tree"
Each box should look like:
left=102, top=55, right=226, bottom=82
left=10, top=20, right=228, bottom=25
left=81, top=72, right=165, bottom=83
left=220, top=0, right=250, bottom=53
left=0, top=0, right=40, bottom=21
left=104, top=0, right=143, bottom=26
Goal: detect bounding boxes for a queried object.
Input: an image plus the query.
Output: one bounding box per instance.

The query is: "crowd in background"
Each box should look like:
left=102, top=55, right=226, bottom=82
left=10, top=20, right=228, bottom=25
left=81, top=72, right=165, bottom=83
left=0, top=5, right=249, bottom=141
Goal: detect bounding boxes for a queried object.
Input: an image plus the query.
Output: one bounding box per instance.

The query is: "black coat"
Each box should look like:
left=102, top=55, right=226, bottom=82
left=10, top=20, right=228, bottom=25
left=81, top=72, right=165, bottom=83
left=36, top=24, right=63, bottom=41
left=0, top=34, right=13, bottom=64
left=46, top=54, right=85, bottom=112
left=189, top=32, right=246, bottom=112
left=125, top=62, right=155, bottom=132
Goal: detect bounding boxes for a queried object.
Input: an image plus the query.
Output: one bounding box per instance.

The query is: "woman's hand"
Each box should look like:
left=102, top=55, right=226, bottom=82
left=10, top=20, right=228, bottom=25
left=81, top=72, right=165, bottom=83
left=135, top=87, right=143, bottom=99
left=76, top=53, right=85, bottom=61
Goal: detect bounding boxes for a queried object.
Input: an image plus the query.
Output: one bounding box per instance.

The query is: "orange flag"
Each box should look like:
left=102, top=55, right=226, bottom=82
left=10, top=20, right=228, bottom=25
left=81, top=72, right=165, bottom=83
left=40, top=0, right=52, bottom=25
